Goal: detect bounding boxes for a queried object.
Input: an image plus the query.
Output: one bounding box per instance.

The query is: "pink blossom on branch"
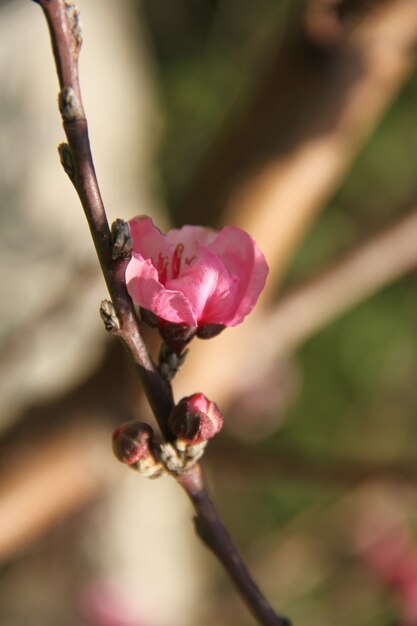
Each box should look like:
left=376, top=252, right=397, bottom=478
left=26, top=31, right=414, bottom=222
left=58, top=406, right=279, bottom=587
left=125, top=217, right=269, bottom=330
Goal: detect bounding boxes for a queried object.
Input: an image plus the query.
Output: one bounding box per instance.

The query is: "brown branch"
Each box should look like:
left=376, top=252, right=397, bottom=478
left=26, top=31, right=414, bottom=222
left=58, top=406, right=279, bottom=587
left=33, top=0, right=173, bottom=439
left=178, top=465, right=290, bottom=626
left=32, top=2, right=289, bottom=624
left=1, top=404, right=415, bottom=564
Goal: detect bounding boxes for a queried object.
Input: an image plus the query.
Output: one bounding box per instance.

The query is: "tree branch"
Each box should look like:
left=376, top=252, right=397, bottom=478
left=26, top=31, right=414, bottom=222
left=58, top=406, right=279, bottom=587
left=178, top=465, right=290, bottom=626
left=33, top=0, right=173, bottom=438
left=32, top=1, right=289, bottom=623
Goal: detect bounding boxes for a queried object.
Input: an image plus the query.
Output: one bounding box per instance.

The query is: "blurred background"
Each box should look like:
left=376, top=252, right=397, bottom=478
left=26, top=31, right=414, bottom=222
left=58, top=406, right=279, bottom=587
left=0, top=0, right=417, bottom=624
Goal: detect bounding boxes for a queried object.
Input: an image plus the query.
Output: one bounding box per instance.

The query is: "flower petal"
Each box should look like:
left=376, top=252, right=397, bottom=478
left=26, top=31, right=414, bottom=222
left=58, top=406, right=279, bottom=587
left=129, top=216, right=171, bottom=265
left=165, top=247, right=236, bottom=324
left=126, top=217, right=268, bottom=329
left=207, top=226, right=269, bottom=326
left=165, top=224, right=217, bottom=259
left=126, top=254, right=197, bottom=326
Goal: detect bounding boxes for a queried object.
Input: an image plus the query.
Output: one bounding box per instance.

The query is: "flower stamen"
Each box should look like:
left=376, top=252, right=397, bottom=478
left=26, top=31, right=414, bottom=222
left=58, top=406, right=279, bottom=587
left=185, top=255, right=196, bottom=266
left=172, top=244, right=184, bottom=279
left=157, top=253, right=169, bottom=284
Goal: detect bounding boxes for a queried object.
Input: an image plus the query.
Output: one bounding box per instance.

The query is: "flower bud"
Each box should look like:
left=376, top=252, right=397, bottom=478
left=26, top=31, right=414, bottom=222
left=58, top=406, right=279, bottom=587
left=168, top=393, right=223, bottom=448
left=112, top=422, right=162, bottom=478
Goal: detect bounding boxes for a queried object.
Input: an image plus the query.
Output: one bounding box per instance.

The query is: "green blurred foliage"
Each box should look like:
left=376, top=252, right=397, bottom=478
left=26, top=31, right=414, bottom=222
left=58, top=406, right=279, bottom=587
left=142, top=0, right=295, bottom=207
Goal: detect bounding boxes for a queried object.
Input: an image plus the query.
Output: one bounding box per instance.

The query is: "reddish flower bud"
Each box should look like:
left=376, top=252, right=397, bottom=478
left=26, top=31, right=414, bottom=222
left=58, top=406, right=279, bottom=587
left=112, top=422, right=162, bottom=478
left=168, top=393, right=223, bottom=447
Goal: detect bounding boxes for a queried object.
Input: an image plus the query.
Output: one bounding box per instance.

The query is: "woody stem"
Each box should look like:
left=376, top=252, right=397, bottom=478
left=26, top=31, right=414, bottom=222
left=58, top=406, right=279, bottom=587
left=33, top=1, right=290, bottom=624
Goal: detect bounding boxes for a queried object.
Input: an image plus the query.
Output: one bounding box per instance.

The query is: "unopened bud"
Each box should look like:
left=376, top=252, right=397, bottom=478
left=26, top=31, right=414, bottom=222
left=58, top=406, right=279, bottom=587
left=112, top=422, right=162, bottom=478
left=168, top=393, right=223, bottom=449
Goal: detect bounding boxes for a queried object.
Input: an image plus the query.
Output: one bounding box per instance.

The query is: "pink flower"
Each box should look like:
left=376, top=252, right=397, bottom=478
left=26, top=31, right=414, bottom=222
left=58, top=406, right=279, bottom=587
left=125, top=217, right=268, bottom=330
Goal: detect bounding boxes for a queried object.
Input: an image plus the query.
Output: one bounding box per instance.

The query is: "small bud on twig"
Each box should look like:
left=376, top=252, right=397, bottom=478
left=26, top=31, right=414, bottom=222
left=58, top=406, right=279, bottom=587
left=112, top=422, right=163, bottom=478
left=158, top=343, right=189, bottom=381
left=59, top=87, right=83, bottom=121
left=99, top=299, right=120, bottom=332
left=64, top=0, right=82, bottom=48
left=111, top=219, right=132, bottom=260
left=58, top=142, right=75, bottom=181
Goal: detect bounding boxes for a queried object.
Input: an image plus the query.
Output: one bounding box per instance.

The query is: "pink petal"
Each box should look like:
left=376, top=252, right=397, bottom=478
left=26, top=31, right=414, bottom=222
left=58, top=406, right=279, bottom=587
left=129, top=216, right=171, bottom=265
left=165, top=224, right=217, bottom=258
left=207, top=226, right=269, bottom=326
left=127, top=217, right=268, bottom=328
left=165, top=247, right=238, bottom=325
left=126, top=254, right=196, bottom=326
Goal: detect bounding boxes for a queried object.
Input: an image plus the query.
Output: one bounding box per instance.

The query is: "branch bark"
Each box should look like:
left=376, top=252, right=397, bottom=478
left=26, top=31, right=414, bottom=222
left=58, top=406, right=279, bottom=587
left=33, top=0, right=173, bottom=439
left=178, top=465, right=290, bottom=626
left=32, top=1, right=289, bottom=623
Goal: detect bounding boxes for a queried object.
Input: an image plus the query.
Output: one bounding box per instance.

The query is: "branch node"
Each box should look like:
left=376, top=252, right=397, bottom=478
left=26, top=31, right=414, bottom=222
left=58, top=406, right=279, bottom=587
left=58, top=87, right=83, bottom=121
left=99, top=299, right=121, bottom=333
left=58, top=142, right=75, bottom=181
left=159, top=442, right=184, bottom=473
left=111, top=218, right=132, bottom=260
left=159, top=440, right=207, bottom=474
left=64, top=0, right=82, bottom=48
left=158, top=343, right=189, bottom=381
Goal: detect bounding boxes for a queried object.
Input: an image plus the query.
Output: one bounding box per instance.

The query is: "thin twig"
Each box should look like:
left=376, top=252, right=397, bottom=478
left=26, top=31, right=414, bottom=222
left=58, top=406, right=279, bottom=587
left=33, top=0, right=173, bottom=439
left=32, top=1, right=289, bottom=623
left=178, top=465, right=290, bottom=626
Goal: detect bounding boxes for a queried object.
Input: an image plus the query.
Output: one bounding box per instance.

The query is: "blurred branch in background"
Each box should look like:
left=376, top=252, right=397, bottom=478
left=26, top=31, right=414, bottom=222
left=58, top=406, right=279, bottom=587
left=245, top=208, right=417, bottom=387
left=0, top=419, right=111, bottom=562
left=210, top=438, right=417, bottom=489
left=180, top=0, right=417, bottom=286
left=174, top=0, right=417, bottom=407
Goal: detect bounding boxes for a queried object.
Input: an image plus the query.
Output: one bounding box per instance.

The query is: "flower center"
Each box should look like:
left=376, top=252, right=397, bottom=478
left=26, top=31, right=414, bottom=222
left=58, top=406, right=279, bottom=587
left=157, top=243, right=185, bottom=283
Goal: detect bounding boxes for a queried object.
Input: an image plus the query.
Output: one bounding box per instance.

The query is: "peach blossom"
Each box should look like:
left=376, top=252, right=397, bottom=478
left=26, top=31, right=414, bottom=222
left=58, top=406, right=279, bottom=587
left=125, top=217, right=268, bottom=329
